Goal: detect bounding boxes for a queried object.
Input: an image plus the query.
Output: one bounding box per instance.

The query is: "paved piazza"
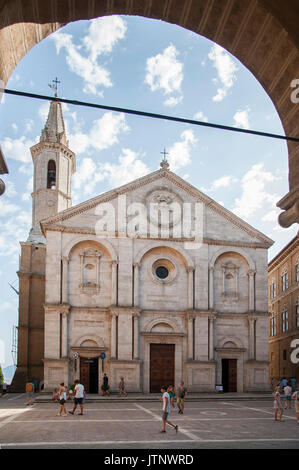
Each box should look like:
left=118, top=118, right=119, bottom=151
left=0, top=394, right=298, bottom=450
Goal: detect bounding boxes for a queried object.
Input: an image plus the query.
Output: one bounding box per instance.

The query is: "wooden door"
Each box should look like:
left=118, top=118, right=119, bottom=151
left=150, top=344, right=175, bottom=393
left=80, top=358, right=90, bottom=393
left=228, top=359, right=237, bottom=392
left=222, top=359, right=237, bottom=392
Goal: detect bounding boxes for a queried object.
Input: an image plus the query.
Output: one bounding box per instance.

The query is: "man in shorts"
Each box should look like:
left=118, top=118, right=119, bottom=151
left=160, top=385, right=178, bottom=434
left=25, top=380, right=35, bottom=406
left=69, top=379, right=85, bottom=415
left=176, top=381, right=188, bottom=414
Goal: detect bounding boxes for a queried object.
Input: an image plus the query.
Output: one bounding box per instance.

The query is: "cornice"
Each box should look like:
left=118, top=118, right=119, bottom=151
left=39, top=169, right=272, bottom=246
left=30, top=140, right=75, bottom=159
left=110, top=307, right=141, bottom=316
left=32, top=188, right=72, bottom=201
left=40, top=225, right=271, bottom=251
left=44, top=303, right=71, bottom=314
left=268, top=236, right=299, bottom=271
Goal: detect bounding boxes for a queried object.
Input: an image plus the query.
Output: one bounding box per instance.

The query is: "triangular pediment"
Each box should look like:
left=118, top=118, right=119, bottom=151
left=40, top=168, right=273, bottom=246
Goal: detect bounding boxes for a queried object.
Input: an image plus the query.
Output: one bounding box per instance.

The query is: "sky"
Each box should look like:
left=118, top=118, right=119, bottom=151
left=0, top=15, right=298, bottom=370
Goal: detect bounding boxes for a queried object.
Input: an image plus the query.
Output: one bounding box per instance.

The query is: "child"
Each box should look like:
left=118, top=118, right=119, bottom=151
left=57, top=382, right=67, bottom=417
left=119, top=377, right=127, bottom=397
left=274, top=385, right=284, bottom=422
left=284, top=382, right=292, bottom=409
left=167, top=385, right=176, bottom=408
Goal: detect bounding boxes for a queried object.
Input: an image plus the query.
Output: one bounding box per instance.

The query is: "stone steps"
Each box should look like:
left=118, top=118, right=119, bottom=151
left=35, top=392, right=273, bottom=403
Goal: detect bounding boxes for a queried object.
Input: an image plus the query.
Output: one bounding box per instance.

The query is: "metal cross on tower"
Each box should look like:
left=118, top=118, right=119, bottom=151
left=160, top=148, right=170, bottom=170
left=48, top=77, right=61, bottom=97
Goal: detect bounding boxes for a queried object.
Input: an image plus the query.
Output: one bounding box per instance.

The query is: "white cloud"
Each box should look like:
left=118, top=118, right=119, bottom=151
left=233, top=108, right=250, bottom=129
left=38, top=101, right=49, bottom=122
left=164, top=96, right=183, bottom=107
left=51, top=16, right=127, bottom=96
left=194, top=111, right=208, bottom=122
left=4, top=181, right=17, bottom=198
left=1, top=135, right=35, bottom=163
left=68, top=111, right=129, bottom=155
left=168, top=129, right=196, bottom=171
left=208, top=44, right=238, bottom=102
left=0, top=198, right=20, bottom=216
left=262, top=209, right=280, bottom=223
left=21, top=176, right=33, bottom=202
left=202, top=175, right=238, bottom=193
left=232, top=163, right=281, bottom=219
left=0, top=210, right=31, bottom=257
left=83, top=16, right=127, bottom=61
left=145, top=44, right=183, bottom=105
left=100, top=148, right=150, bottom=188
left=73, top=148, right=150, bottom=201
left=90, top=113, right=129, bottom=151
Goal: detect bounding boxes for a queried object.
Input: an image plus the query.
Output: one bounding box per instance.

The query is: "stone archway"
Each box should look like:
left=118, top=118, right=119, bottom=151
left=0, top=0, right=298, bottom=225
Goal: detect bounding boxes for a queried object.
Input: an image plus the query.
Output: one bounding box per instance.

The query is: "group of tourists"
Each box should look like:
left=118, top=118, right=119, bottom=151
left=273, top=378, right=299, bottom=424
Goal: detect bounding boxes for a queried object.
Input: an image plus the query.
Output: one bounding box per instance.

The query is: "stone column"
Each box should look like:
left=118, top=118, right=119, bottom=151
left=188, top=267, right=194, bottom=310
left=248, top=315, right=255, bottom=359
left=248, top=270, right=256, bottom=312
left=209, top=267, right=214, bottom=310
left=61, top=256, right=69, bottom=304
left=133, top=313, right=139, bottom=359
left=209, top=314, right=215, bottom=360
left=187, top=313, right=194, bottom=360
left=61, top=311, right=68, bottom=358
left=111, top=261, right=118, bottom=306
left=110, top=312, right=117, bottom=359
left=133, top=263, right=140, bottom=307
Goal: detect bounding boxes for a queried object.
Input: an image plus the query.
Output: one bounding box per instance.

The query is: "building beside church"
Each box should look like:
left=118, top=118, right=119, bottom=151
left=11, top=99, right=273, bottom=394
left=268, top=232, right=299, bottom=383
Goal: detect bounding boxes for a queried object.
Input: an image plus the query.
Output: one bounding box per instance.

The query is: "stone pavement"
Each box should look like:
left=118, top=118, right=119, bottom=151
left=0, top=392, right=298, bottom=449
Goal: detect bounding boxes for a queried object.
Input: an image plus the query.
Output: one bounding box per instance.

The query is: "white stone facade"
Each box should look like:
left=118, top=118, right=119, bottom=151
left=41, top=169, right=273, bottom=393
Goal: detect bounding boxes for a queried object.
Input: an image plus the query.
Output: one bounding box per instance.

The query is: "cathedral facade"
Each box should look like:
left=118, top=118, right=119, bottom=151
left=12, top=99, right=273, bottom=394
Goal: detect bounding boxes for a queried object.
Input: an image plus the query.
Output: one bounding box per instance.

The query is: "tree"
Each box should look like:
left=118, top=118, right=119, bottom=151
left=0, top=365, right=3, bottom=385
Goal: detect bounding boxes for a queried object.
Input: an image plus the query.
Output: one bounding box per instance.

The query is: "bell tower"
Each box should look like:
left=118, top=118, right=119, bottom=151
left=28, top=97, right=76, bottom=242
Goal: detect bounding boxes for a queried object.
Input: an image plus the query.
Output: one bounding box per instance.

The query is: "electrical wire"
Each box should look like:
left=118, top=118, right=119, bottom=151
left=3, top=88, right=299, bottom=143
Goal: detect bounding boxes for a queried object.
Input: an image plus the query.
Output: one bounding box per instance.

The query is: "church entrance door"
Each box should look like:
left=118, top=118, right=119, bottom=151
left=80, top=357, right=99, bottom=393
left=222, top=359, right=237, bottom=392
left=150, top=344, right=175, bottom=393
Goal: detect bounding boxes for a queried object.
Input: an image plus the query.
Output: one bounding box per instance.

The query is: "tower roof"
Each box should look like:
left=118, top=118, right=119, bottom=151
left=40, top=99, right=68, bottom=146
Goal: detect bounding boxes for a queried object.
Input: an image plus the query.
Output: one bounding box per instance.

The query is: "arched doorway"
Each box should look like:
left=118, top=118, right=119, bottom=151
left=0, top=0, right=298, bottom=225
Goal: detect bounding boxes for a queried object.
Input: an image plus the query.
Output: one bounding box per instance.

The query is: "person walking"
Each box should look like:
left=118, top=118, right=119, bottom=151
left=160, top=385, right=178, bottom=434
left=102, top=373, right=110, bottom=396
left=291, top=389, right=299, bottom=425
left=290, top=377, right=296, bottom=393
left=68, top=379, right=85, bottom=415
left=57, top=382, right=67, bottom=416
left=176, top=381, right=188, bottom=414
left=167, top=385, right=176, bottom=408
left=119, top=377, right=127, bottom=397
left=274, top=385, right=284, bottom=422
left=25, top=380, right=35, bottom=406
left=284, top=382, right=292, bottom=410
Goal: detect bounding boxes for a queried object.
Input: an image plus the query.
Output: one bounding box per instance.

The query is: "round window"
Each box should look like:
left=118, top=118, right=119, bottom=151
left=155, top=266, right=169, bottom=279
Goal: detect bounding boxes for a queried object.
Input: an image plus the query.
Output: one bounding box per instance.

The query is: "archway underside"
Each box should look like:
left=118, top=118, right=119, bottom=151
left=0, top=0, right=298, bottom=226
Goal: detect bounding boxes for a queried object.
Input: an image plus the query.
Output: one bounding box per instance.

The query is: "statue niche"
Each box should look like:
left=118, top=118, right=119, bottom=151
left=221, top=262, right=239, bottom=303
left=79, top=248, right=101, bottom=295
